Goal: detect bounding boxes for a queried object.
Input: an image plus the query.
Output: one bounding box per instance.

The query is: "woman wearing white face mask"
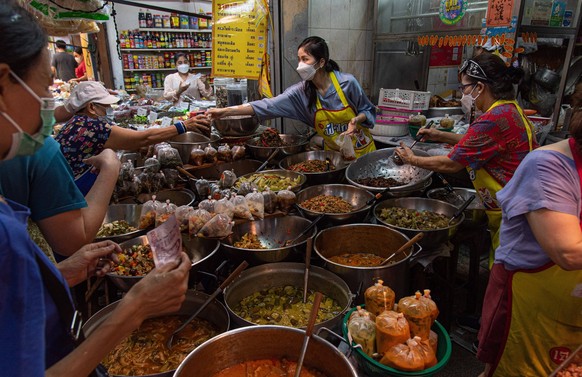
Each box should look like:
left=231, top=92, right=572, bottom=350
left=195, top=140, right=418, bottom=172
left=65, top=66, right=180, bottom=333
left=69, top=47, right=87, bottom=83
left=206, top=36, right=376, bottom=157
left=55, top=81, right=210, bottom=194
left=163, top=52, right=212, bottom=104
left=395, top=53, right=538, bottom=265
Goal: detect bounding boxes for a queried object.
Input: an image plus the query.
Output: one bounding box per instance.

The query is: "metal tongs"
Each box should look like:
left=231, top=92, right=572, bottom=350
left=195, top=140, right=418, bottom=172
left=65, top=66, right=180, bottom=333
left=392, top=120, right=435, bottom=165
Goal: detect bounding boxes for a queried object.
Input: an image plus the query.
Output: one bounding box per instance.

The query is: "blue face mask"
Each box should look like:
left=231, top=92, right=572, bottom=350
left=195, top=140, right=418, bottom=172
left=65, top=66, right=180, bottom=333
left=0, top=71, right=55, bottom=161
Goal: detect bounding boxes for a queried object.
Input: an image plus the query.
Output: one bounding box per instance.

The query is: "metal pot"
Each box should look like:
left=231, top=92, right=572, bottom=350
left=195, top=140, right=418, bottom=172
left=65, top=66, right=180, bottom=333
left=234, top=169, right=306, bottom=193
left=223, top=262, right=353, bottom=331
left=279, top=150, right=349, bottom=186
left=221, top=216, right=317, bottom=265
left=426, top=106, right=464, bottom=117
left=374, top=198, right=464, bottom=250
left=534, top=67, right=561, bottom=92
left=314, top=224, right=418, bottom=302
left=168, top=132, right=220, bottom=164
left=83, top=290, right=230, bottom=377
left=245, top=134, right=309, bottom=161
left=174, top=325, right=358, bottom=377
left=426, top=187, right=487, bottom=227
left=212, top=115, right=260, bottom=137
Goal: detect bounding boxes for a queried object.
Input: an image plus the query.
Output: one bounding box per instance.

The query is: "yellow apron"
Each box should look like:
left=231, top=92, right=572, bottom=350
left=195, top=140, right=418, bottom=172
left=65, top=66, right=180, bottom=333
left=466, top=100, right=535, bottom=267
left=313, top=72, right=376, bottom=158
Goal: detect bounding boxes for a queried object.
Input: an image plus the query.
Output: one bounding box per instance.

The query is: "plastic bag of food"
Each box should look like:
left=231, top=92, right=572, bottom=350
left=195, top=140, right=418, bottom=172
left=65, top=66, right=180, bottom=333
left=421, top=289, right=439, bottom=326
left=211, top=186, right=223, bottom=200
left=154, top=142, right=171, bottom=156
left=119, top=160, right=134, bottom=182
left=219, top=169, right=237, bottom=189
left=158, top=146, right=183, bottom=169
left=336, top=134, right=356, bottom=161
left=231, top=145, right=246, bottom=160
left=204, top=144, right=217, bottom=163
left=155, top=199, right=178, bottom=227
left=231, top=194, right=254, bottom=220
left=128, top=175, right=142, bottom=196
left=262, top=187, right=277, bottom=214
left=198, top=197, right=215, bottom=213
left=139, top=195, right=161, bottom=229
left=365, top=279, right=396, bottom=316
left=217, top=144, right=232, bottom=162
left=246, top=189, right=264, bottom=219
left=397, top=291, right=432, bottom=340
left=151, top=171, right=165, bottom=194
left=237, top=181, right=258, bottom=197
left=194, top=178, right=211, bottom=199
left=277, top=186, right=296, bottom=213
left=429, top=330, right=438, bottom=355
left=214, top=196, right=235, bottom=220
left=197, top=213, right=233, bottom=238
left=175, top=205, right=194, bottom=232
left=162, top=168, right=180, bottom=189
left=189, top=145, right=205, bottom=166
left=188, top=208, right=213, bottom=235
left=144, top=156, right=161, bottom=174
left=376, top=310, right=411, bottom=355
left=416, top=336, right=437, bottom=368
left=379, top=337, right=426, bottom=371
left=347, top=306, right=376, bottom=357
left=221, top=189, right=232, bottom=199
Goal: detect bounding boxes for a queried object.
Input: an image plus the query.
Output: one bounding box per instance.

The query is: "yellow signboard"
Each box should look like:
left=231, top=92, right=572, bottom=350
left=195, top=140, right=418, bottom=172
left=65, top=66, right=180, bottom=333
left=212, top=0, right=269, bottom=79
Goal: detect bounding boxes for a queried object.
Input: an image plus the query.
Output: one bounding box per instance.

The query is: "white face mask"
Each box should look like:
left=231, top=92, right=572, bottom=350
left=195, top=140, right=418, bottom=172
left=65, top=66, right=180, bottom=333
left=75, top=57, right=82, bottom=64
left=460, top=85, right=480, bottom=114
left=177, top=64, right=190, bottom=74
left=296, top=61, right=320, bottom=81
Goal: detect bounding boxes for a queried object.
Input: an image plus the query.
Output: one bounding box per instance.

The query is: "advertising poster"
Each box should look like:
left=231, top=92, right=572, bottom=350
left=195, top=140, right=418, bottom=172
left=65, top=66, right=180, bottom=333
left=486, top=0, right=513, bottom=27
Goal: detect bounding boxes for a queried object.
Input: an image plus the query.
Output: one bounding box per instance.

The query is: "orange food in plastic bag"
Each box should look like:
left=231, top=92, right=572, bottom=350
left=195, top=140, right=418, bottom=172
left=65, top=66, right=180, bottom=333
left=380, top=337, right=425, bottom=372
left=421, top=289, right=439, bottom=326
left=364, top=279, right=395, bottom=316
left=347, top=306, right=376, bottom=356
left=429, top=330, right=438, bottom=355
left=376, top=310, right=410, bottom=355
left=397, top=291, right=432, bottom=340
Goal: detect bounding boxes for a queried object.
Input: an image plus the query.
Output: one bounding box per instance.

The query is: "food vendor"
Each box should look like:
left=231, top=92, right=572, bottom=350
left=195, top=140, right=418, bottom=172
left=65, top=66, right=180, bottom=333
left=207, top=36, right=376, bottom=158
left=394, top=53, right=538, bottom=265
left=69, top=47, right=87, bottom=83
left=477, top=83, right=582, bottom=377
left=55, top=81, right=210, bottom=194
left=0, top=4, right=191, bottom=376
left=163, top=52, right=212, bottom=103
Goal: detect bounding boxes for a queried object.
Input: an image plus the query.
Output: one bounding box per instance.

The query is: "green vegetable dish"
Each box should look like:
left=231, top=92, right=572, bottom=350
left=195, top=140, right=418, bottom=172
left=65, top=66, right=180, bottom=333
left=97, top=220, right=137, bottom=237
left=379, top=207, right=449, bottom=230
left=235, top=173, right=302, bottom=192
left=233, top=285, right=342, bottom=327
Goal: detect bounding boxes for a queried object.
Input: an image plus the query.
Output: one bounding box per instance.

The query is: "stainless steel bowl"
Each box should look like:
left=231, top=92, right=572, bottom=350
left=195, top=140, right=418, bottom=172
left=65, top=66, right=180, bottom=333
left=345, top=147, right=433, bottom=193
left=168, top=131, right=220, bottom=164
left=221, top=216, right=317, bottom=265
left=174, top=326, right=359, bottom=377
left=245, top=134, right=309, bottom=161
left=374, top=197, right=464, bottom=250
left=84, top=290, right=230, bottom=377
left=95, top=204, right=148, bottom=243
left=106, top=234, right=220, bottom=291
left=234, top=169, right=306, bottom=193
left=426, top=187, right=487, bottom=227
left=212, top=115, right=260, bottom=137
left=296, top=184, right=374, bottom=224
left=279, top=150, right=349, bottom=186
left=426, top=106, right=464, bottom=117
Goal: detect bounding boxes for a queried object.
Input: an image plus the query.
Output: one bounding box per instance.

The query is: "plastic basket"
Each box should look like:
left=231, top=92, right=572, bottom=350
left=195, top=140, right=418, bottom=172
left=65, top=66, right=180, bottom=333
left=342, top=306, right=452, bottom=377
left=379, top=89, right=431, bottom=110
left=371, top=122, right=409, bottom=137
left=377, top=114, right=409, bottom=124
left=378, top=106, right=420, bottom=117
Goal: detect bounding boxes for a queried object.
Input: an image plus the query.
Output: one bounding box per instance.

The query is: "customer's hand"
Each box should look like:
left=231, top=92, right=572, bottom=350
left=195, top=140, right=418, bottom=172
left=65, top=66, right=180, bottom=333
left=84, top=149, right=121, bottom=174
left=184, top=114, right=211, bottom=136
left=57, top=240, right=121, bottom=287
left=124, top=252, right=191, bottom=321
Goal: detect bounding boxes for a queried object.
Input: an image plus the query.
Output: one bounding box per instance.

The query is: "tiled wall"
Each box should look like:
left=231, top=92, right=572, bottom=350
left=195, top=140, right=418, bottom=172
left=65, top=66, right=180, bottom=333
left=308, top=0, right=375, bottom=95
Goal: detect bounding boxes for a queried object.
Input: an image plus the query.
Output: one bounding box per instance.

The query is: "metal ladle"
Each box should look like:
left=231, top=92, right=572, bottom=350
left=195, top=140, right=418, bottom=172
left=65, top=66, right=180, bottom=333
left=284, top=214, right=324, bottom=246
left=302, top=237, right=313, bottom=304
left=392, top=120, right=435, bottom=165
left=449, top=195, right=476, bottom=225
left=380, top=232, right=424, bottom=266
left=294, top=291, right=323, bottom=377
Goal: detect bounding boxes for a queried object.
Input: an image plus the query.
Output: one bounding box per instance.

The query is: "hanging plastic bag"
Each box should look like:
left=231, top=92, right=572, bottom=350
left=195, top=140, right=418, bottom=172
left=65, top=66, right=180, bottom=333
left=219, top=169, right=237, bottom=189
left=231, top=145, right=246, bottom=160
left=188, top=208, right=213, bottom=235
left=246, top=189, right=264, bottom=219
left=139, top=195, right=161, bottom=229
left=214, top=196, right=235, bottom=220
left=175, top=205, right=194, bottom=232
left=197, top=213, right=233, bottom=238
left=231, top=194, right=254, bottom=220
left=262, top=187, right=277, bottom=214
left=217, top=144, right=232, bottom=162
left=276, top=186, right=296, bottom=213
left=336, top=134, right=356, bottom=161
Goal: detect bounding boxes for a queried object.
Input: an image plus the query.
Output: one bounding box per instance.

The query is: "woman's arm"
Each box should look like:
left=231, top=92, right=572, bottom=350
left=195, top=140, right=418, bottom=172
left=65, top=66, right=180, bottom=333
left=163, top=74, right=178, bottom=101
left=104, top=125, right=179, bottom=151
left=206, top=103, right=256, bottom=119
left=394, top=143, right=466, bottom=173
left=526, top=209, right=582, bottom=270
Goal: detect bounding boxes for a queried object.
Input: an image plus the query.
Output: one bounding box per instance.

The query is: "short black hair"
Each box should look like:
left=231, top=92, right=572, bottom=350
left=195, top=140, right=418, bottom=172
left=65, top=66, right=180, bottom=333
left=55, top=40, right=67, bottom=50
left=0, top=3, right=48, bottom=79
left=174, top=52, right=187, bottom=63
left=74, top=46, right=83, bottom=55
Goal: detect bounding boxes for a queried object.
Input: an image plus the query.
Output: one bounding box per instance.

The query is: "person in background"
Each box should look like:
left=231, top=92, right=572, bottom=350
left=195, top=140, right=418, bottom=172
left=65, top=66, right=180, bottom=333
left=163, top=52, right=212, bottom=103
left=69, top=47, right=87, bottom=82
left=476, top=83, right=582, bottom=377
left=0, top=4, right=191, bottom=376
left=55, top=81, right=210, bottom=194
left=394, top=53, right=537, bottom=266
left=51, top=39, right=77, bottom=82
left=207, top=36, right=376, bottom=158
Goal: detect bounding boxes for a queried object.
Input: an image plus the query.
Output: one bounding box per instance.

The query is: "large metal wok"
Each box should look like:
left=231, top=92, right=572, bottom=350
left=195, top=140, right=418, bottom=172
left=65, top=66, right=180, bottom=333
left=223, top=263, right=353, bottom=332
left=221, top=216, right=317, bottom=265
left=346, top=147, right=433, bottom=194
left=374, top=197, right=464, bottom=250
left=174, top=325, right=358, bottom=377
left=279, top=150, right=349, bottom=186
left=83, top=290, right=230, bottom=377
left=245, top=134, right=309, bottom=161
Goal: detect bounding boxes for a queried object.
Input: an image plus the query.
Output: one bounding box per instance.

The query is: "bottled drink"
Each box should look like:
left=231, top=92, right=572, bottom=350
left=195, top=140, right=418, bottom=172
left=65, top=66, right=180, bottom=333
left=129, top=31, right=135, bottom=48
left=146, top=32, right=153, bottom=48
left=145, top=10, right=153, bottom=28
left=138, top=9, right=146, bottom=28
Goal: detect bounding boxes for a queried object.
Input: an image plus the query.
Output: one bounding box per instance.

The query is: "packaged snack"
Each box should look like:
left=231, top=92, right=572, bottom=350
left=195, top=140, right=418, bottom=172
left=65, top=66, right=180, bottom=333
left=188, top=208, right=213, bottom=235
left=347, top=306, right=376, bottom=357
left=198, top=197, right=215, bottom=213
left=246, top=189, right=264, bottom=219
left=214, top=196, right=235, bottom=220
left=194, top=178, right=211, bottom=199
left=262, top=187, right=277, bottom=214
left=139, top=195, right=161, bottom=229
left=365, top=279, right=396, bottom=316
left=397, top=291, right=433, bottom=340
left=204, top=144, right=217, bottom=163
left=197, top=213, right=233, bottom=238
left=155, top=199, right=177, bottom=227
left=276, top=186, right=296, bottom=213
left=175, top=205, right=194, bottom=232
left=189, top=145, right=205, bottom=166
left=231, top=144, right=246, bottom=160
left=219, top=169, right=237, bottom=189
left=231, top=194, right=253, bottom=220
left=380, top=337, right=425, bottom=372
left=237, top=181, right=258, bottom=197
left=158, top=146, right=183, bottom=169
left=375, top=310, right=411, bottom=355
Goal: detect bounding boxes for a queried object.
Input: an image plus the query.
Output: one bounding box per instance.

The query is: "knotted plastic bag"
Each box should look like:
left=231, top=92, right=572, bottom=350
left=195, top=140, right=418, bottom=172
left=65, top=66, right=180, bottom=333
left=397, top=291, right=432, bottom=340
left=335, top=134, right=356, bottom=161
left=364, top=279, right=396, bottom=316
left=231, top=194, right=253, bottom=220
left=375, top=310, right=411, bottom=355
left=197, top=213, right=233, bottom=238
left=246, top=189, right=264, bottom=219
left=379, top=337, right=425, bottom=371
left=188, top=208, right=213, bottom=235
left=139, top=195, right=161, bottom=229
left=347, top=306, right=376, bottom=357
left=276, top=186, right=296, bottom=213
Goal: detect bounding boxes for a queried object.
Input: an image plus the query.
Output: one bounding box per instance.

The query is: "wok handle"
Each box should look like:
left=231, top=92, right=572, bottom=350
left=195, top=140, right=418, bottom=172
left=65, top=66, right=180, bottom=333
left=367, top=188, right=390, bottom=205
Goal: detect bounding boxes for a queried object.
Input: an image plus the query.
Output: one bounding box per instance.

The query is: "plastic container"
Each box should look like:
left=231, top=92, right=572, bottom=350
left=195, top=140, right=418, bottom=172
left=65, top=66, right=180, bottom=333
left=226, top=83, right=246, bottom=106
left=342, top=306, right=452, bottom=377
left=379, top=89, right=431, bottom=110
left=214, top=78, right=235, bottom=108
left=371, top=122, right=410, bottom=137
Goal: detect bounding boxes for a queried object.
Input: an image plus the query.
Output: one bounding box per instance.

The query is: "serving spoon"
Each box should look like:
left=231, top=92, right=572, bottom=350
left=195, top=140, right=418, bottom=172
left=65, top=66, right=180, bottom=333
left=392, top=120, right=435, bottom=165
left=294, top=292, right=323, bottom=377
left=380, top=232, right=424, bottom=266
